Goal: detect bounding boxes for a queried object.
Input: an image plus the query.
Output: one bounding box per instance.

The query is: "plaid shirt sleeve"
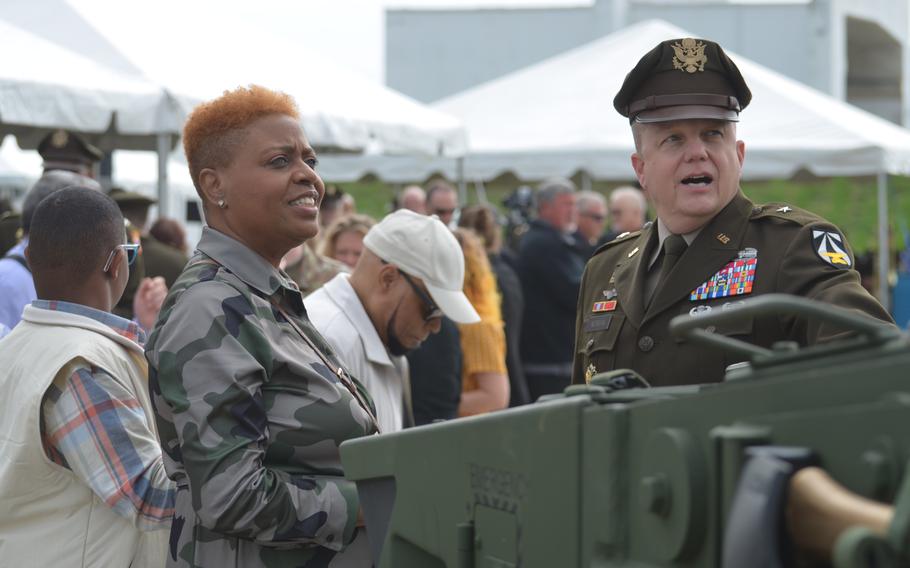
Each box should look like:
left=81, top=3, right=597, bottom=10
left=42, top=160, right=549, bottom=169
left=41, top=362, right=175, bottom=531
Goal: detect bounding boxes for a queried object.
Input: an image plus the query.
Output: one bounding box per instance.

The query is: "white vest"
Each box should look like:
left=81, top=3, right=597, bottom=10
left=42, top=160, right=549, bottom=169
left=0, top=305, right=168, bottom=567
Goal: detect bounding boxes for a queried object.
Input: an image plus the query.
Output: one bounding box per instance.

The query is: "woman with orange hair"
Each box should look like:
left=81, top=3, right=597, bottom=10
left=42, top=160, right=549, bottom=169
left=145, top=86, right=376, bottom=567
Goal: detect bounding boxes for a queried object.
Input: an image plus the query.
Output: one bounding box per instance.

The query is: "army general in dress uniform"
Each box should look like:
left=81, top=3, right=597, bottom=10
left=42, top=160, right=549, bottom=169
left=572, top=38, right=895, bottom=388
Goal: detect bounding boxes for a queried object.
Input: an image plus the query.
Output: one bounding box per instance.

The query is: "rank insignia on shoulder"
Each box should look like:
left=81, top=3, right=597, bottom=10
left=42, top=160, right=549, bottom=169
left=690, top=255, right=757, bottom=301
left=593, top=300, right=618, bottom=312
left=585, top=363, right=597, bottom=384
left=777, top=206, right=792, bottom=213
left=812, top=229, right=852, bottom=268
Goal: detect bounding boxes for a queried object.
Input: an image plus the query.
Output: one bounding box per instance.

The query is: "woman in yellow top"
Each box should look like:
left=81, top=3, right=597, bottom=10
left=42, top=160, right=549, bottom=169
left=452, top=228, right=509, bottom=416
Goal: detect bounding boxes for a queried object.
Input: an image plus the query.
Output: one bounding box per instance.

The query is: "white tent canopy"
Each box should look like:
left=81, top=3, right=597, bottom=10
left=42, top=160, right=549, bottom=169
left=428, top=19, right=910, bottom=181
left=145, top=43, right=466, bottom=157
left=0, top=0, right=466, bottom=202
left=0, top=17, right=186, bottom=152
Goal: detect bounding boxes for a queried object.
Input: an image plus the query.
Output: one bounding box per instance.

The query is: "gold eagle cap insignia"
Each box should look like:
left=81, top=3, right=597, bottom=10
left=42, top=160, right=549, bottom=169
left=51, top=129, right=69, bottom=148
left=672, top=38, right=708, bottom=74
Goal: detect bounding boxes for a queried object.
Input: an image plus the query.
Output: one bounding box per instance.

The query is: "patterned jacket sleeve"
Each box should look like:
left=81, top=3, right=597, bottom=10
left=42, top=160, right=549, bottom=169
left=150, top=280, right=360, bottom=551
left=42, top=360, right=175, bottom=531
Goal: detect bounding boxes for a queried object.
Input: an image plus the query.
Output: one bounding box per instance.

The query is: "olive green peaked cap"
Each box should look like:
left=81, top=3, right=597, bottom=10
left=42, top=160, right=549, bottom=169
left=614, top=37, right=752, bottom=123
left=37, top=129, right=103, bottom=168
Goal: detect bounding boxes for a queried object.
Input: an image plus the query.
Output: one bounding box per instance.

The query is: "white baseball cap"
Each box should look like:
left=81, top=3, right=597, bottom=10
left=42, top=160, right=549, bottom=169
left=363, top=210, right=480, bottom=324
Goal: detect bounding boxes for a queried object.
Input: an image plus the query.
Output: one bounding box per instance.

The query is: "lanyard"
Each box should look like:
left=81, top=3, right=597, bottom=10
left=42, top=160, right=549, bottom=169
left=270, top=300, right=381, bottom=433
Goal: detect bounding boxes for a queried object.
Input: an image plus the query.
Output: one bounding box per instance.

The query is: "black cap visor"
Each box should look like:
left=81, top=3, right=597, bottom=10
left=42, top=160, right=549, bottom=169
left=633, top=104, right=740, bottom=123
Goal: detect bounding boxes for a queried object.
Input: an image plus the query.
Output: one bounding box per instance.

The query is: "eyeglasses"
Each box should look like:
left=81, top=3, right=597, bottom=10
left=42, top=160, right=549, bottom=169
left=103, top=243, right=141, bottom=272
left=399, top=271, right=444, bottom=322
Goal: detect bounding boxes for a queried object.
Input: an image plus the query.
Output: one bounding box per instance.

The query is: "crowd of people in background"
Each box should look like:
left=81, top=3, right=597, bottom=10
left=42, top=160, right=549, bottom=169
left=0, top=128, right=650, bottom=416
left=0, top=106, right=647, bottom=566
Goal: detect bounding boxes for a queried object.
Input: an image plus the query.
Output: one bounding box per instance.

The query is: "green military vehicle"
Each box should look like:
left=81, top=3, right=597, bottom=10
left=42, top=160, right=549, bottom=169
left=340, top=295, right=910, bottom=567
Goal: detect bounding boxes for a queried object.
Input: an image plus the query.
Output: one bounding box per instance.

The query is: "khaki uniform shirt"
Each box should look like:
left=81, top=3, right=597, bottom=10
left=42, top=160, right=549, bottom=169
left=572, top=192, right=894, bottom=387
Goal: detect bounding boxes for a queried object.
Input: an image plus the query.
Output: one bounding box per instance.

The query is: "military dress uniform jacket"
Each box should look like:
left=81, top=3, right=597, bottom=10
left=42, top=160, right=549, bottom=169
left=141, top=234, right=188, bottom=288
left=572, top=192, right=894, bottom=387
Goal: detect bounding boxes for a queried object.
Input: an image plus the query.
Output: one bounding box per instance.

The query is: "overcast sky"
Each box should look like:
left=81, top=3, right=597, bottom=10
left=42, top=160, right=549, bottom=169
left=71, top=0, right=591, bottom=86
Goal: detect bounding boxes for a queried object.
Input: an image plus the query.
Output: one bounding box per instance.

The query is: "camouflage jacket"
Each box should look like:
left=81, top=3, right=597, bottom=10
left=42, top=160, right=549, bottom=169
left=146, top=227, right=377, bottom=568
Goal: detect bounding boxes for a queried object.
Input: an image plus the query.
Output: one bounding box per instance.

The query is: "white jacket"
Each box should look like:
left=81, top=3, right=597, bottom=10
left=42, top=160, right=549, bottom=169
left=0, top=305, right=168, bottom=567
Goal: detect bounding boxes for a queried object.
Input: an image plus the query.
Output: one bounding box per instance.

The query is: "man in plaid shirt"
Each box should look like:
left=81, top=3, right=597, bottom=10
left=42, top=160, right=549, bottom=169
left=0, top=187, right=174, bottom=566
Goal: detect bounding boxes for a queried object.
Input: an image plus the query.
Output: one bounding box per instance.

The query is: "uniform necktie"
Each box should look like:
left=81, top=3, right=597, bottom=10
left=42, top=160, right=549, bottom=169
left=647, top=234, right=688, bottom=307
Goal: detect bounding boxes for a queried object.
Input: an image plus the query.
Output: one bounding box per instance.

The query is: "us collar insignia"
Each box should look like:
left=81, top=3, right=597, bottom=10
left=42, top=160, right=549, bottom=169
left=672, top=38, right=707, bottom=73
left=585, top=363, right=597, bottom=384
left=690, top=252, right=757, bottom=301
left=602, top=288, right=617, bottom=300
left=812, top=229, right=852, bottom=268
left=716, top=233, right=731, bottom=244
left=593, top=300, right=618, bottom=313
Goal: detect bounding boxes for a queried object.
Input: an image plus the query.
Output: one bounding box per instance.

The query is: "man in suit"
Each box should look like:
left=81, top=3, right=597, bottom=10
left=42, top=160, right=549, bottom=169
left=572, top=37, right=894, bottom=387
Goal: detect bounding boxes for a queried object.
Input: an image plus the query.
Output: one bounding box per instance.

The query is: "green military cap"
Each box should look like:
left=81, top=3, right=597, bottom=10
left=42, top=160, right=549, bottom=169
left=37, top=129, right=104, bottom=170
left=613, top=37, right=752, bottom=124
left=108, top=187, right=157, bottom=206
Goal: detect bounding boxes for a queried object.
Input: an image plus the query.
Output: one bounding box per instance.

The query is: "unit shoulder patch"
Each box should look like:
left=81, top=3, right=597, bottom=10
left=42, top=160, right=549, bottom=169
left=812, top=228, right=852, bottom=268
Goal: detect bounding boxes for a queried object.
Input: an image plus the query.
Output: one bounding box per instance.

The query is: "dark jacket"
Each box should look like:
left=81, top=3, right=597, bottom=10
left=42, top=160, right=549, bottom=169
left=489, top=252, right=530, bottom=407
left=573, top=192, right=895, bottom=387
left=408, top=317, right=463, bottom=425
left=518, top=219, right=587, bottom=368
left=141, top=234, right=188, bottom=288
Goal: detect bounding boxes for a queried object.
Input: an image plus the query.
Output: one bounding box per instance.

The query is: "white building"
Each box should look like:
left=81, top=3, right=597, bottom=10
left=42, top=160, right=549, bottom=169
left=387, top=0, right=909, bottom=125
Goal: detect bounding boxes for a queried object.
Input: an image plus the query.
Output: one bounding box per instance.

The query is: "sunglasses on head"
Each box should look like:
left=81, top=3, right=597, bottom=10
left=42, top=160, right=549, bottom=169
left=103, top=243, right=140, bottom=272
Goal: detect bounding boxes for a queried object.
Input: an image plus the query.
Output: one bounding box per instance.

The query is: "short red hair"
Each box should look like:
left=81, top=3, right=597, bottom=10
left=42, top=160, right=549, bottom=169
left=182, top=85, right=300, bottom=192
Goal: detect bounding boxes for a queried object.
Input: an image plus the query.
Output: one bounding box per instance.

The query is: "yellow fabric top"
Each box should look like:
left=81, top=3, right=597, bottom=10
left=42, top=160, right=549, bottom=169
left=457, top=230, right=506, bottom=392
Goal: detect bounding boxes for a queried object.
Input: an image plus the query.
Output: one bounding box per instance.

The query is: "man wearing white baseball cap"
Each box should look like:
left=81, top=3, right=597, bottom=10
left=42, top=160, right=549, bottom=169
left=305, top=210, right=479, bottom=433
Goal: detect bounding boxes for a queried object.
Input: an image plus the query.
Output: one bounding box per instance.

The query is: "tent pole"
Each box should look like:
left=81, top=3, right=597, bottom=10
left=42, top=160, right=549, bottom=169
left=580, top=171, right=593, bottom=192
left=456, top=156, right=467, bottom=204
left=877, top=172, right=890, bottom=311
left=156, top=133, right=170, bottom=220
